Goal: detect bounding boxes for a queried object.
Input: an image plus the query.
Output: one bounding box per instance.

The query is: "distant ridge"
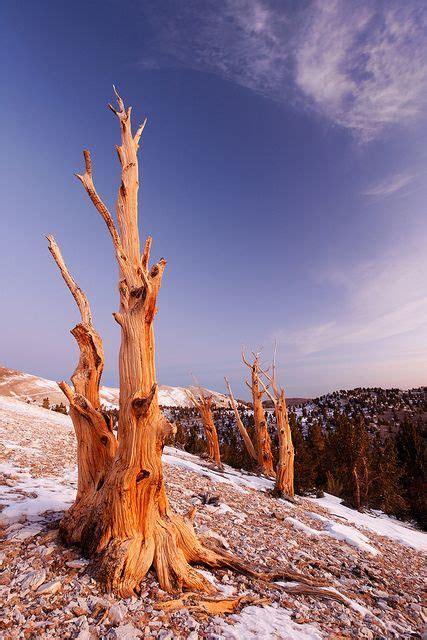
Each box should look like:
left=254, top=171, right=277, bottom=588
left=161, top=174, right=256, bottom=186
left=0, top=367, right=230, bottom=409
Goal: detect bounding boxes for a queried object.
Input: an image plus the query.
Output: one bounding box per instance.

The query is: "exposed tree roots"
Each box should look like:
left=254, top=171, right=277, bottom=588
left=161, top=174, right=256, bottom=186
left=60, top=502, right=346, bottom=604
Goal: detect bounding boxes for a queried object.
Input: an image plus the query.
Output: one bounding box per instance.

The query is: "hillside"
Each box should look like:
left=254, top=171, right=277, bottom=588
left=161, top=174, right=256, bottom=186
left=294, top=387, right=427, bottom=437
left=0, top=367, right=229, bottom=409
left=1, top=395, right=426, bottom=639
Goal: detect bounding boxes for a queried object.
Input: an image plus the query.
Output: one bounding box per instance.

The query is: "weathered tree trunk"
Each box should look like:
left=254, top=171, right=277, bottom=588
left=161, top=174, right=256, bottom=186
left=273, top=389, right=295, bottom=498
left=224, top=377, right=257, bottom=461
left=48, top=89, right=263, bottom=597
left=259, top=349, right=295, bottom=498
left=242, top=352, right=275, bottom=477
left=47, top=89, right=339, bottom=603
left=47, top=236, right=117, bottom=502
left=186, top=390, right=223, bottom=468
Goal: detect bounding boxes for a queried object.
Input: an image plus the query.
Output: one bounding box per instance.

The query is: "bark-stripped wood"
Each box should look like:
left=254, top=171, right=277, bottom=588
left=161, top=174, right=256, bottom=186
left=259, top=347, right=295, bottom=498
left=47, top=236, right=117, bottom=501
left=224, top=377, right=257, bottom=461
left=47, top=89, right=337, bottom=601
left=186, top=389, right=223, bottom=468
left=242, top=351, right=275, bottom=477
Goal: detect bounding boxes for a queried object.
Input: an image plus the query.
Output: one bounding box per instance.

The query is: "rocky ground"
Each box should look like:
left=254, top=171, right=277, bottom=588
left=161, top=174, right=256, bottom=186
left=0, top=396, right=426, bottom=639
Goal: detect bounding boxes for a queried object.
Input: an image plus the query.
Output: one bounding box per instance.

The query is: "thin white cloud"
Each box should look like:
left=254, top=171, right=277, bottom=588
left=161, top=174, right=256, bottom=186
left=363, top=172, right=417, bottom=198
left=278, top=240, right=427, bottom=355
left=143, top=0, right=292, bottom=95
left=295, top=1, right=427, bottom=140
left=142, top=0, right=427, bottom=140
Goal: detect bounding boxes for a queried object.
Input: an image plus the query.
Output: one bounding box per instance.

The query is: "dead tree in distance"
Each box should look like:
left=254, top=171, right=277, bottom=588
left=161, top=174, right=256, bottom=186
left=242, top=350, right=275, bottom=477
left=259, top=347, right=295, bottom=498
left=185, top=388, right=223, bottom=468
left=224, top=377, right=257, bottom=462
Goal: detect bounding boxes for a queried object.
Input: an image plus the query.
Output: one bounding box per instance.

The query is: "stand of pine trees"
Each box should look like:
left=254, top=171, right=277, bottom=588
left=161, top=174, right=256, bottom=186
left=166, top=405, right=426, bottom=530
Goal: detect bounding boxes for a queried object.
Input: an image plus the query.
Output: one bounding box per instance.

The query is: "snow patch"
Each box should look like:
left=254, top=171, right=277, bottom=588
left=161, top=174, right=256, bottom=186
left=0, top=461, right=76, bottom=525
left=216, top=604, right=322, bottom=639
left=286, top=515, right=379, bottom=555
left=310, top=493, right=427, bottom=553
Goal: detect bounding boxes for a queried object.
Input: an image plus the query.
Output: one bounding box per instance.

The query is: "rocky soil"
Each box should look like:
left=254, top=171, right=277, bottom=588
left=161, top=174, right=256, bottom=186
left=0, top=397, right=426, bottom=639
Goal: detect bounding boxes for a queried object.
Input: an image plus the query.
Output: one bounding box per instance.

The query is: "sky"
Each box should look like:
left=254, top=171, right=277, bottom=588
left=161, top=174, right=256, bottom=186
left=1, top=0, right=426, bottom=398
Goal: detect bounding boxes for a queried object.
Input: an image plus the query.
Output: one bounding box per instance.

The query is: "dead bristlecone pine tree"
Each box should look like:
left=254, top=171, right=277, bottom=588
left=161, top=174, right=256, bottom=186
left=185, top=388, right=223, bottom=469
left=224, top=376, right=257, bottom=462
left=259, top=347, right=295, bottom=499
left=46, top=88, right=341, bottom=604
left=242, top=350, right=275, bottom=477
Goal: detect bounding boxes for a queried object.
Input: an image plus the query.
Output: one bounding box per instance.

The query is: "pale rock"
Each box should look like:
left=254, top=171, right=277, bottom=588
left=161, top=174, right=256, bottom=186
left=21, top=569, right=46, bottom=591
left=109, top=603, right=127, bottom=625
left=110, top=623, right=143, bottom=639
left=8, top=523, right=43, bottom=541
left=36, top=579, right=62, bottom=595
left=75, top=615, right=90, bottom=630
left=198, top=526, right=230, bottom=549
left=66, top=559, right=88, bottom=569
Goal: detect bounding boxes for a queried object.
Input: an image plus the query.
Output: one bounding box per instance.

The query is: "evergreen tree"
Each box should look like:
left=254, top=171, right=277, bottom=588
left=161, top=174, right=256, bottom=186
left=290, top=413, right=315, bottom=494
left=396, top=418, right=427, bottom=528
left=373, top=435, right=408, bottom=518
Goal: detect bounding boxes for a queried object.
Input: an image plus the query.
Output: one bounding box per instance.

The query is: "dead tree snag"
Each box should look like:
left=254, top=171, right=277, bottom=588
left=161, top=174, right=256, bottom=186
left=47, top=88, right=336, bottom=602
left=260, top=347, right=295, bottom=498
left=224, top=377, right=257, bottom=461
left=186, top=389, right=223, bottom=468
left=242, top=351, right=275, bottom=477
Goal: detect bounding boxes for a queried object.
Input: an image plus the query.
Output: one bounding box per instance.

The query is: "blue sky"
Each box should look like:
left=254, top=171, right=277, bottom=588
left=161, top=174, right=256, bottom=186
left=1, top=0, right=426, bottom=397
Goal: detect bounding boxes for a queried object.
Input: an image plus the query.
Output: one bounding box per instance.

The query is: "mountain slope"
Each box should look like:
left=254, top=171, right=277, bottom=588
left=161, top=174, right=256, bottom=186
left=0, top=395, right=426, bottom=639
left=0, top=367, right=229, bottom=408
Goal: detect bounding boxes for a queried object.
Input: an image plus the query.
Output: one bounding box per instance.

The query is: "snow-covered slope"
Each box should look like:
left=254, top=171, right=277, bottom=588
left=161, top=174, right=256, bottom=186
left=0, top=367, right=229, bottom=408
left=1, top=395, right=426, bottom=639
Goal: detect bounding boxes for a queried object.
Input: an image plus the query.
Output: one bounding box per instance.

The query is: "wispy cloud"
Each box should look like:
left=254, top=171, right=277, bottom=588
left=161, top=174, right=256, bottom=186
left=277, top=240, right=427, bottom=355
left=295, top=1, right=427, bottom=140
left=142, top=0, right=292, bottom=95
left=363, top=171, right=417, bottom=198
left=141, top=0, right=427, bottom=140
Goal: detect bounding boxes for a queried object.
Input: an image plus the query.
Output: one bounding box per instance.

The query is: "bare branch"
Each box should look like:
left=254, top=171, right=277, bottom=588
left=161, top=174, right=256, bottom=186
left=47, top=235, right=92, bottom=324
left=75, top=155, right=118, bottom=246
left=224, top=377, right=257, bottom=461
left=134, top=117, right=147, bottom=147
left=58, top=380, right=74, bottom=404
left=75, top=151, right=121, bottom=247
left=257, top=375, right=276, bottom=405
left=141, top=236, right=152, bottom=272
left=75, top=150, right=135, bottom=283
left=241, top=349, right=253, bottom=370
left=185, top=389, right=198, bottom=407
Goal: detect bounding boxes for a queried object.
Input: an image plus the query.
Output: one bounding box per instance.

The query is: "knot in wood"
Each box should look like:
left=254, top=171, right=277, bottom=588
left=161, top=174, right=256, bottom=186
left=130, top=286, right=146, bottom=300
left=136, top=469, right=150, bottom=483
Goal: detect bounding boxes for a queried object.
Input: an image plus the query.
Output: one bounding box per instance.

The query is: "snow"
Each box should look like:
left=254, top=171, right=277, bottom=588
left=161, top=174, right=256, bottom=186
left=163, top=447, right=274, bottom=492
left=0, top=461, right=76, bottom=526
left=196, top=569, right=236, bottom=597
left=285, top=512, right=379, bottom=555
left=310, top=493, right=427, bottom=553
left=217, top=604, right=322, bottom=639
left=0, top=395, right=71, bottom=426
